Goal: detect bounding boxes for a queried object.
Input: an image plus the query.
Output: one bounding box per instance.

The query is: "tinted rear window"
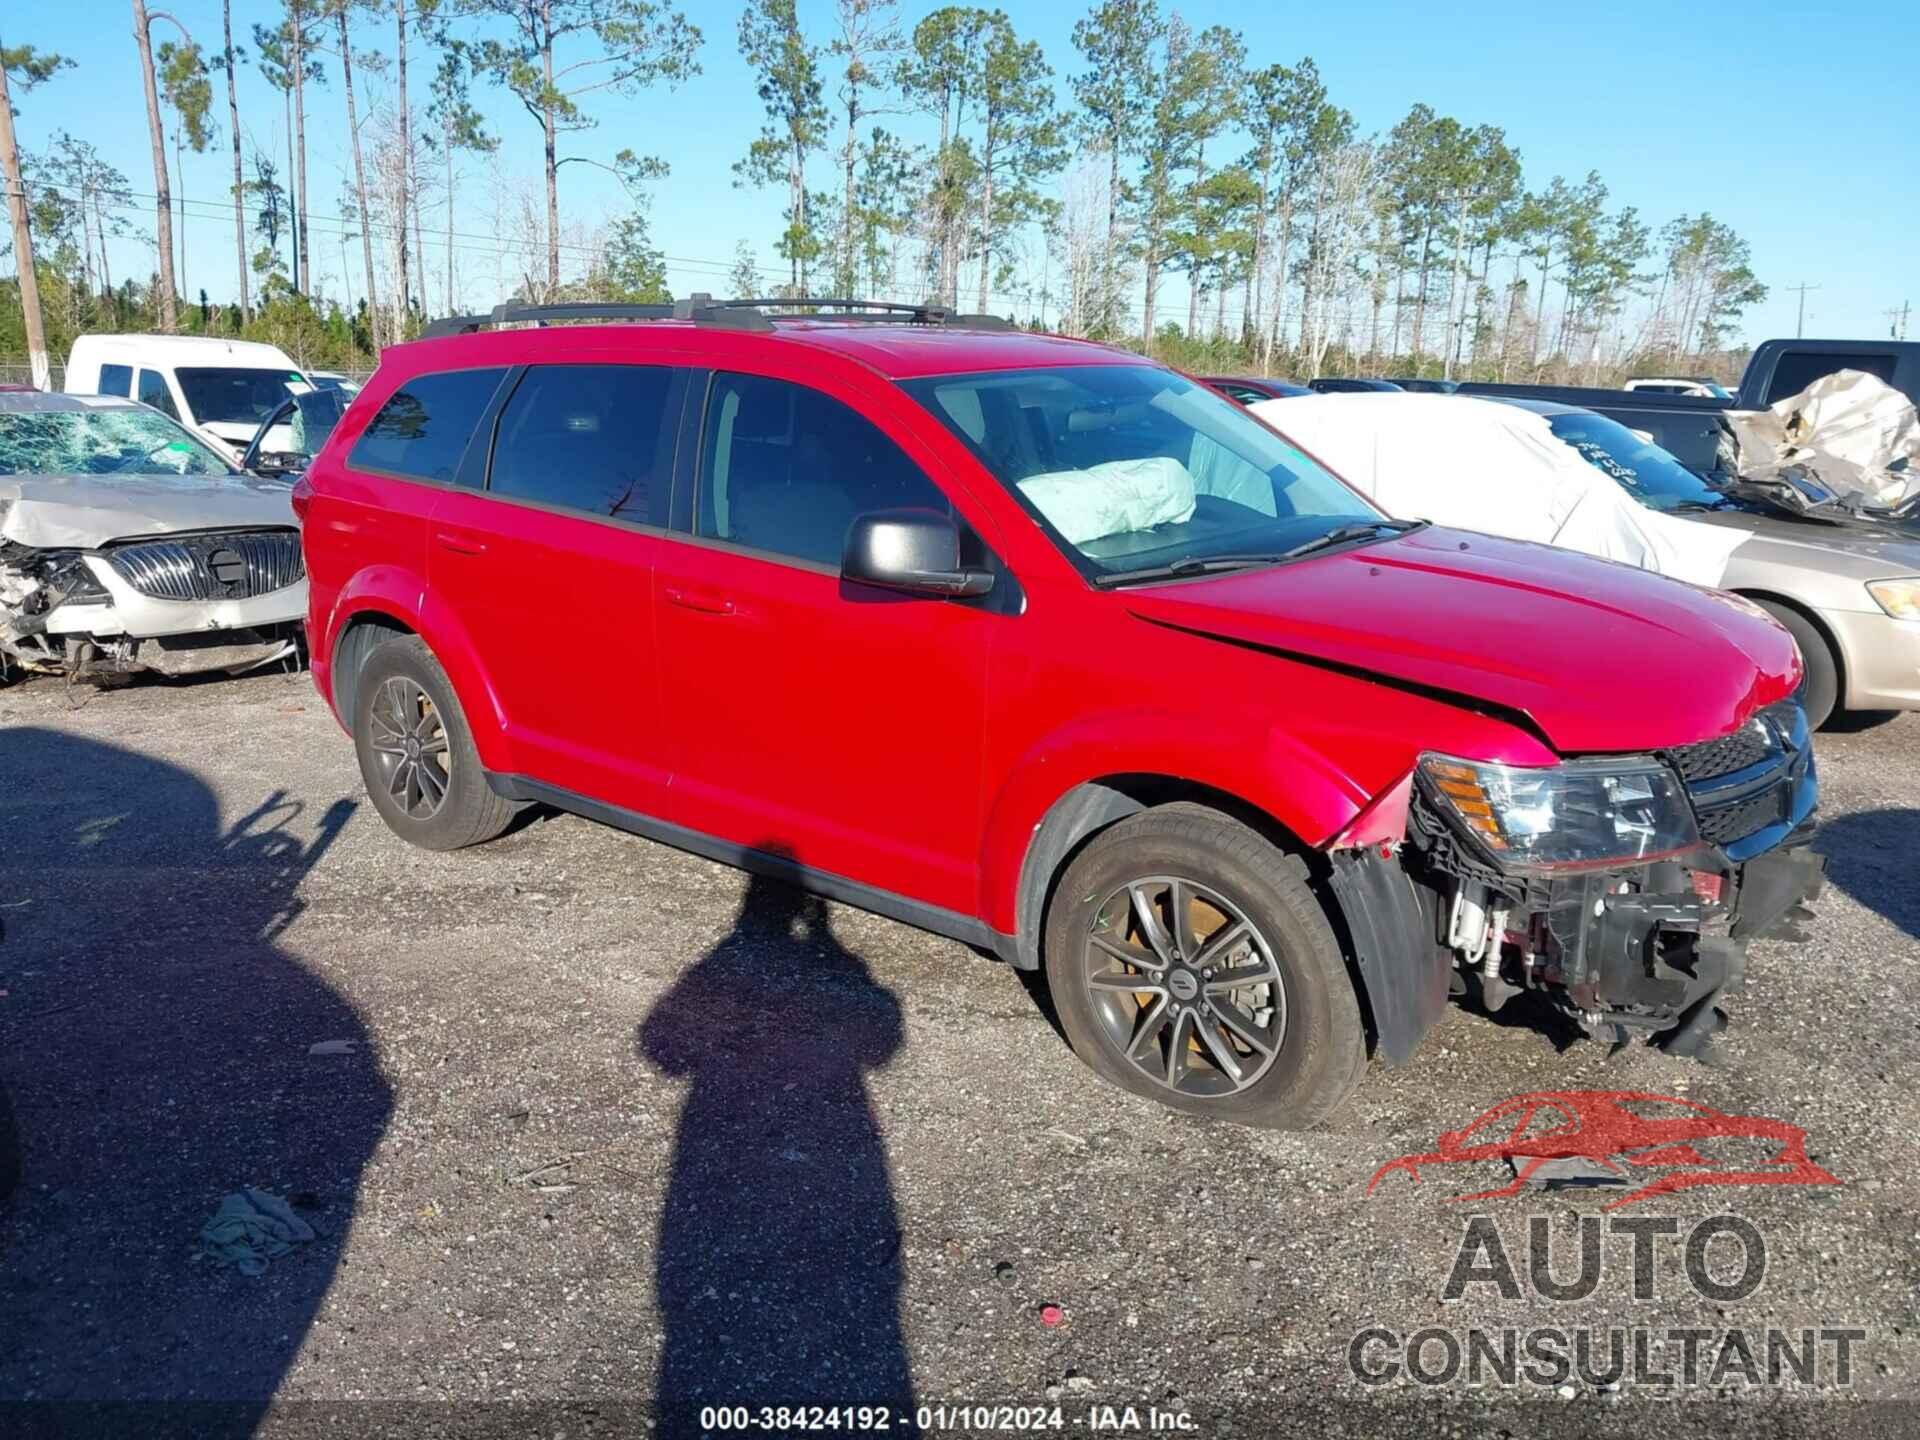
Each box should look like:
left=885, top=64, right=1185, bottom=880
left=488, top=364, right=680, bottom=522
left=1763, top=350, right=1897, bottom=404
left=350, top=368, right=508, bottom=483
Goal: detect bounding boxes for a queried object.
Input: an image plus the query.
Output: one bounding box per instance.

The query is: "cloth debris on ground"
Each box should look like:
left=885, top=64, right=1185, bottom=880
left=197, top=1188, right=316, bottom=1275
left=1721, top=369, right=1920, bottom=517
left=1519, top=1156, right=1629, bottom=1190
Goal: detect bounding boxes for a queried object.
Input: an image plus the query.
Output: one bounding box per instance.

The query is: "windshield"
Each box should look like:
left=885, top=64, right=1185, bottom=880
left=1545, top=411, right=1736, bottom=514
left=175, top=367, right=311, bottom=425
left=902, top=365, right=1384, bottom=581
left=0, top=405, right=237, bottom=478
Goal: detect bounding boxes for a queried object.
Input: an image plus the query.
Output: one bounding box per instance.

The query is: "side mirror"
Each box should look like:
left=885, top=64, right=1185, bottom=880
left=842, top=508, right=995, bottom=599
left=250, top=452, right=302, bottom=479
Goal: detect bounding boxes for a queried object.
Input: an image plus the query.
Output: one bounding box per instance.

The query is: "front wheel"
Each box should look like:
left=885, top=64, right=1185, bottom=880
left=351, top=634, right=519, bottom=850
left=1042, top=803, right=1367, bottom=1129
left=1754, top=599, right=1838, bottom=730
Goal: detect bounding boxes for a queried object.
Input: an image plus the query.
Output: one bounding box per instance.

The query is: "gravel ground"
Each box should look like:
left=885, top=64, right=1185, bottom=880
left=1, top=669, right=1917, bottom=1438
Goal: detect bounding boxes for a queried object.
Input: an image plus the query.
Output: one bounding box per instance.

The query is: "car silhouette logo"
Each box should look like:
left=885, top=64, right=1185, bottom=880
left=1367, top=1090, right=1839, bottom=1210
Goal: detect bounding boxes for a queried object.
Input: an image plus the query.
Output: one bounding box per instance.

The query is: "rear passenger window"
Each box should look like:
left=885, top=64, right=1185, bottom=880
left=350, top=367, right=507, bottom=483
left=1763, top=351, right=1897, bottom=404
left=99, top=364, right=133, bottom=398
left=697, top=373, right=949, bottom=569
left=488, top=364, right=679, bottom=523
left=137, top=369, right=179, bottom=420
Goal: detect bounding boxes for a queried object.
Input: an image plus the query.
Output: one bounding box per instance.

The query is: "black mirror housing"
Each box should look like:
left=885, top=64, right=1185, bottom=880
left=842, top=509, right=995, bottom=599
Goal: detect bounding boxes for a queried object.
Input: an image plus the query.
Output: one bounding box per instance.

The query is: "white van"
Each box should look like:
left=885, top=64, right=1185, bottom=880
left=64, top=335, right=314, bottom=457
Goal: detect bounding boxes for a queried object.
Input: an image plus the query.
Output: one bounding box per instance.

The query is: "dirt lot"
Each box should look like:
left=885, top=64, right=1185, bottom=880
left=2, top=668, right=1918, bottom=1437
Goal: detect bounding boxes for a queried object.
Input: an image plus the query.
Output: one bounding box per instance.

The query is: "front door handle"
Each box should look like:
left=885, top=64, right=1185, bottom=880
left=664, top=586, right=736, bottom=616
left=434, top=530, right=487, bottom=556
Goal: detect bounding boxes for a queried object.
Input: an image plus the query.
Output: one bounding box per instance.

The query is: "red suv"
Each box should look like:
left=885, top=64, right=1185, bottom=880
left=295, top=298, right=1824, bottom=1127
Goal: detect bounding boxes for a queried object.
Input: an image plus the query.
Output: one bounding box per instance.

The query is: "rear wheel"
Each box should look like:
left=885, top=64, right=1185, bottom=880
left=1754, top=599, right=1838, bottom=730
left=352, top=635, right=517, bottom=850
left=1042, top=803, right=1366, bottom=1129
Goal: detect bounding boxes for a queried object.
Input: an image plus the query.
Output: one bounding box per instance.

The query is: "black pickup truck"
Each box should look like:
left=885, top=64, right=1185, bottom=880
left=1460, top=338, right=1920, bottom=477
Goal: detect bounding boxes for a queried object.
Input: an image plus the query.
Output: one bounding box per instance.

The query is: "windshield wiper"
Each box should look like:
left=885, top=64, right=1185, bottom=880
left=1092, top=520, right=1424, bottom=588
left=1091, top=553, right=1293, bottom=587
left=1277, top=518, right=1425, bottom=560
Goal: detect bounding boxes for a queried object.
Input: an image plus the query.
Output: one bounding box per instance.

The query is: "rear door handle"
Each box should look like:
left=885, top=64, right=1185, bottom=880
left=434, top=530, right=487, bottom=556
left=664, top=586, right=735, bottom=616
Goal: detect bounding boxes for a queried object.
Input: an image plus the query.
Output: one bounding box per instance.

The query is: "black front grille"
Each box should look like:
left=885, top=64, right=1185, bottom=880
left=1671, top=714, right=1778, bottom=783
left=107, top=531, right=304, bottom=602
left=1675, top=700, right=1810, bottom=853
left=1698, top=787, right=1789, bottom=847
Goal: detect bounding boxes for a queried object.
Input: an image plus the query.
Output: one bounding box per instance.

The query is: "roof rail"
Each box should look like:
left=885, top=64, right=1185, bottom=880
left=419, top=293, right=1014, bottom=340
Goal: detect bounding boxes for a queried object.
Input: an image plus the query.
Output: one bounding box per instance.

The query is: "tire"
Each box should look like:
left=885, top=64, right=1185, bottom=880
left=351, top=634, right=518, bottom=850
left=1041, top=802, right=1367, bottom=1129
left=1754, top=600, right=1838, bottom=730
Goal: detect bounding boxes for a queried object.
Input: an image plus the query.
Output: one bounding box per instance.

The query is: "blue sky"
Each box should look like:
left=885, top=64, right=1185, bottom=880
left=10, top=0, right=1918, bottom=344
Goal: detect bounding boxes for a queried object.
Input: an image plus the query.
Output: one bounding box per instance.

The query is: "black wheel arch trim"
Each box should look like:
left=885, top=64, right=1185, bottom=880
left=1325, top=847, right=1449, bottom=1066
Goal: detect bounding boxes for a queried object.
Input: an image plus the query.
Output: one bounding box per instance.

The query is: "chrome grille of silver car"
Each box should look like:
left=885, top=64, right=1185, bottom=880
left=106, top=531, right=305, bottom=602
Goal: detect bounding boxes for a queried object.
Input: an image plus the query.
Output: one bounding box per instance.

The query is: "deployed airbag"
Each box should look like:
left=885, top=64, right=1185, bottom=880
left=1018, top=455, right=1197, bottom=546
left=1252, top=393, right=1748, bottom=588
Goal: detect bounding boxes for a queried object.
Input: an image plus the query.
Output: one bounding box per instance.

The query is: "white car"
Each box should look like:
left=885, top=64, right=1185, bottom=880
left=1623, top=377, right=1733, bottom=399
left=64, top=334, right=314, bottom=458
left=1250, top=391, right=1920, bottom=727
left=0, top=391, right=306, bottom=684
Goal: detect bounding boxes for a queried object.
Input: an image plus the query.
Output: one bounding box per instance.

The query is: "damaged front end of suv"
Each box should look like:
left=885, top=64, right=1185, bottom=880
left=1337, top=699, right=1823, bottom=1061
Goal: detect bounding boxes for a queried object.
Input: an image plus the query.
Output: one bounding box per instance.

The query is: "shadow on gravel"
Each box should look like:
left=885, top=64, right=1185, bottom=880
left=639, top=861, right=915, bottom=1435
left=1813, top=807, right=1920, bottom=941
left=0, top=727, right=388, bottom=1432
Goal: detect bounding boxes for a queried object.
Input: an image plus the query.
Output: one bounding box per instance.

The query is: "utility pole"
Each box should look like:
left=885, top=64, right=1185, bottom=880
left=1886, top=301, right=1911, bottom=341
left=1785, top=281, right=1820, bottom=339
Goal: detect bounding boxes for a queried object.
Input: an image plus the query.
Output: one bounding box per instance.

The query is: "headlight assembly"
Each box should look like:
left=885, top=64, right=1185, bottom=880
left=1866, top=578, right=1920, bottom=620
left=1418, top=753, right=1699, bottom=872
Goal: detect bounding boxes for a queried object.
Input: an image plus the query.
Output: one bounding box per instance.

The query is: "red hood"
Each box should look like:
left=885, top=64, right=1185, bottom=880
left=1124, top=526, right=1799, bottom=754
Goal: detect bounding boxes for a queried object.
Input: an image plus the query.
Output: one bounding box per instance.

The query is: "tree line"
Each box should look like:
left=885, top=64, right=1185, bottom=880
left=2, top=1, right=1769, bottom=387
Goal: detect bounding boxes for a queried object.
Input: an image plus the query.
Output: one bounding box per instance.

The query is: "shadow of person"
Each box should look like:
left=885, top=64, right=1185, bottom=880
left=639, top=861, right=915, bottom=1435
left=1813, top=807, right=1920, bottom=942
left=0, top=727, right=388, bottom=1433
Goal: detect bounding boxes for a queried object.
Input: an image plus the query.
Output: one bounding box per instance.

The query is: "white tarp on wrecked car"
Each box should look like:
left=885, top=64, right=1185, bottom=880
left=1249, top=392, right=1749, bottom=588
left=1721, top=368, right=1920, bottom=517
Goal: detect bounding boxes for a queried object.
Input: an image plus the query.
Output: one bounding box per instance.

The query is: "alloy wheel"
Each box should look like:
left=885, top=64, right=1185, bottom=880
left=367, top=676, right=452, bottom=819
left=1082, top=876, right=1287, bottom=1098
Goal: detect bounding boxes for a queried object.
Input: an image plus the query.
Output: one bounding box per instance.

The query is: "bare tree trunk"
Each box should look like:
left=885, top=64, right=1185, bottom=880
left=338, top=7, right=381, bottom=346
left=1530, top=243, right=1551, bottom=376
left=445, top=135, right=456, bottom=313
left=222, top=0, right=250, bottom=320
left=395, top=0, right=412, bottom=326
left=284, top=89, right=298, bottom=289
left=132, top=0, right=180, bottom=331
left=1408, top=221, right=1433, bottom=363
left=1442, top=196, right=1467, bottom=380
left=1103, top=139, right=1119, bottom=334
left=0, top=61, right=51, bottom=386
left=976, top=139, right=994, bottom=315
left=1247, top=154, right=1272, bottom=346
left=542, top=30, right=560, bottom=296
left=175, top=129, right=188, bottom=309
left=292, top=5, right=310, bottom=295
